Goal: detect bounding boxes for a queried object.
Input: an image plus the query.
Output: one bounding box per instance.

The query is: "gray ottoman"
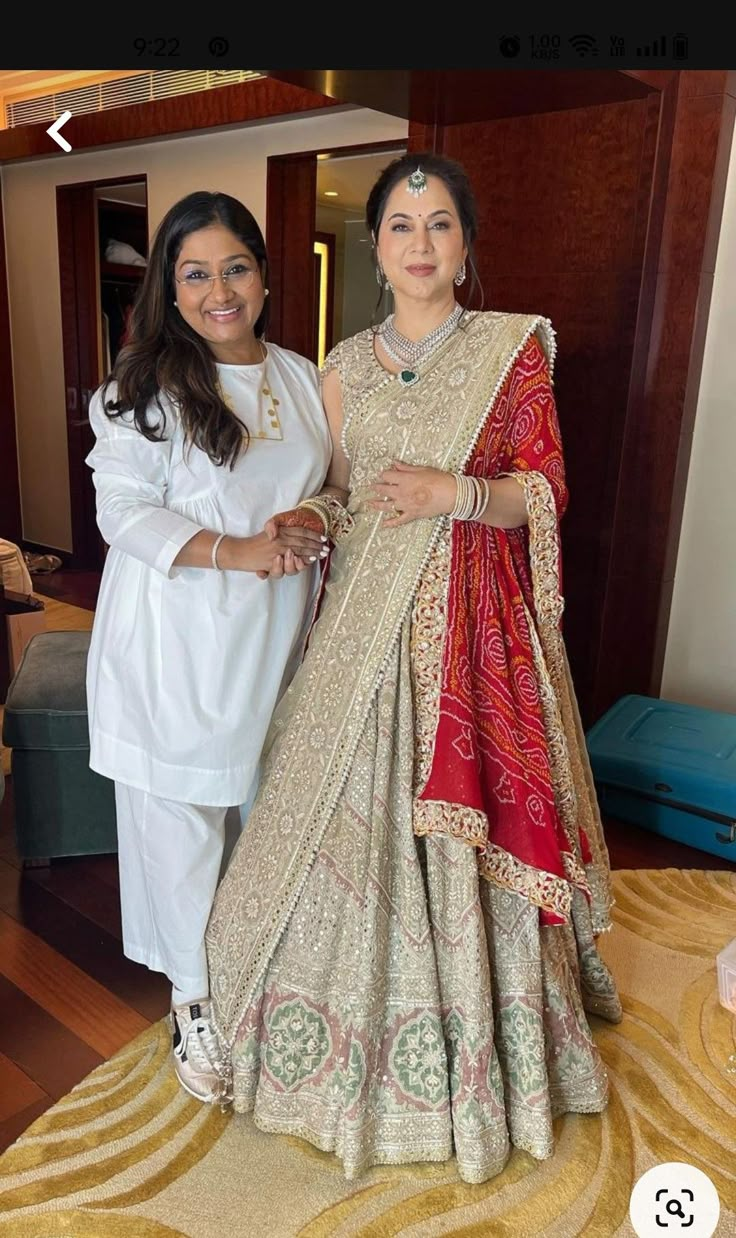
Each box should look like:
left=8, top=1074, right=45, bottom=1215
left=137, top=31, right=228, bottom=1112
left=1, top=630, right=117, bottom=863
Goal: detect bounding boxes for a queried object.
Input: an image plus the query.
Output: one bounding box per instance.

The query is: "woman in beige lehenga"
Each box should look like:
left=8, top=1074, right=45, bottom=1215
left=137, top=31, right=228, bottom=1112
left=204, top=153, right=622, bottom=1184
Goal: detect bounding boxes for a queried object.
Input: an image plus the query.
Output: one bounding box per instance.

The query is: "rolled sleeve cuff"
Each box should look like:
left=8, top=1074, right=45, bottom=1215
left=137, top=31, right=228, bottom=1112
left=115, top=507, right=205, bottom=577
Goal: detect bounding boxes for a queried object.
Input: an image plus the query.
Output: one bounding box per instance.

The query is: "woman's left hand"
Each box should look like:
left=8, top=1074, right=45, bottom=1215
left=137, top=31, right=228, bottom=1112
left=368, top=461, right=456, bottom=527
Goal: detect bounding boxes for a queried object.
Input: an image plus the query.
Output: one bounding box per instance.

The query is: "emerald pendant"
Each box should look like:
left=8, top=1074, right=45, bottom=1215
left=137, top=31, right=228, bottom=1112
left=398, top=369, right=419, bottom=387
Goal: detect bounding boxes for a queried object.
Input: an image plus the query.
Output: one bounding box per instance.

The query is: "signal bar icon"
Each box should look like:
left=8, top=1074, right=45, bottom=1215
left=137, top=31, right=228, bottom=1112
left=637, top=35, right=667, bottom=56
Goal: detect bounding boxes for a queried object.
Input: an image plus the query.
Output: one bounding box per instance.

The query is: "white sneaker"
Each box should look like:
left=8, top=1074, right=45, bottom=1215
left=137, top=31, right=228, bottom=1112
left=170, top=999, right=228, bottom=1104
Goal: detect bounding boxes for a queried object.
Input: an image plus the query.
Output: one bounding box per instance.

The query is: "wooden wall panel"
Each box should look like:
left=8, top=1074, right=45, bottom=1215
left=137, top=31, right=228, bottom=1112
left=434, top=99, right=654, bottom=720
left=598, top=83, right=736, bottom=716
left=0, top=174, right=22, bottom=544
left=266, top=155, right=317, bottom=358
left=411, top=71, right=736, bottom=722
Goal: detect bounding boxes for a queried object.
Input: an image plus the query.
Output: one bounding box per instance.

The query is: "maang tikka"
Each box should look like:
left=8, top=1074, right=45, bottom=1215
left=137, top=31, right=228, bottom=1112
left=406, top=167, right=428, bottom=197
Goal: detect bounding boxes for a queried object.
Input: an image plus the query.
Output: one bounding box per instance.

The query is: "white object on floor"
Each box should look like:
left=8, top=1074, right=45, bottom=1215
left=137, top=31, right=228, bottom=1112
left=24, top=552, right=62, bottom=574
left=716, top=936, right=736, bottom=1012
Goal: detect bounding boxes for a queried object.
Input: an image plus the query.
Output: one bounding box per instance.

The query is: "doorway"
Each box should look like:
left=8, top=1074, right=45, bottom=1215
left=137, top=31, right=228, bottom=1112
left=266, top=141, right=404, bottom=360
left=57, top=176, right=148, bottom=569
left=314, top=149, right=403, bottom=361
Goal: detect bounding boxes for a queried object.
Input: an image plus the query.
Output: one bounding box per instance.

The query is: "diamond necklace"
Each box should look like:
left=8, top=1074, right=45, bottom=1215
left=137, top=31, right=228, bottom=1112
left=378, top=303, right=463, bottom=368
left=377, top=303, right=463, bottom=387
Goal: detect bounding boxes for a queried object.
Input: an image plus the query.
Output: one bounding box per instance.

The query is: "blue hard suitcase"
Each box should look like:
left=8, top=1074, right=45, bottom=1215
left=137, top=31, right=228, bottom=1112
left=585, top=694, right=736, bottom=863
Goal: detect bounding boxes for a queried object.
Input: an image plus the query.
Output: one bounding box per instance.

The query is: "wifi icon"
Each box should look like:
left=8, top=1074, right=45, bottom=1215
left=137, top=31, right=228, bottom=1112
left=569, top=33, right=599, bottom=56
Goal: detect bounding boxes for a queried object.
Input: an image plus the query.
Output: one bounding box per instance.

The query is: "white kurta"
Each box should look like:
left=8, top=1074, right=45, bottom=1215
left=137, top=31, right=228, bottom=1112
left=85, top=344, right=331, bottom=806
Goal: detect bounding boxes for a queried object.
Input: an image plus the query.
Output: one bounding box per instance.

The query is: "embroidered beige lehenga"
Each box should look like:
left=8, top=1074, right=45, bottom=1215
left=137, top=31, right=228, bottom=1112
left=206, top=312, right=621, bottom=1184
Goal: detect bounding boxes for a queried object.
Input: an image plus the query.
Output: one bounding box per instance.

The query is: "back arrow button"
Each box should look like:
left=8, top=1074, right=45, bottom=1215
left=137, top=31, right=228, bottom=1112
left=47, top=110, right=72, bottom=152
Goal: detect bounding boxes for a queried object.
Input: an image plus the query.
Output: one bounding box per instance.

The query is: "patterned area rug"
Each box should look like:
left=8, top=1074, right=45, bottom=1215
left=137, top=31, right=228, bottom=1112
left=0, top=868, right=734, bottom=1237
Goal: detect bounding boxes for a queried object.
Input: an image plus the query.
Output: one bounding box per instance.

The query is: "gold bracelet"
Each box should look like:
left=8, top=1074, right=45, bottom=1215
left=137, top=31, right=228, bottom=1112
left=296, top=499, right=331, bottom=535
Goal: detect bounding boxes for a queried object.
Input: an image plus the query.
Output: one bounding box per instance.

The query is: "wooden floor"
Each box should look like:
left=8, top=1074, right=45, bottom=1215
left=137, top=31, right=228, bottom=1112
left=0, top=567, right=734, bottom=1155
left=1, top=569, right=167, bottom=1151
left=0, top=782, right=170, bottom=1150
left=23, top=567, right=101, bottom=611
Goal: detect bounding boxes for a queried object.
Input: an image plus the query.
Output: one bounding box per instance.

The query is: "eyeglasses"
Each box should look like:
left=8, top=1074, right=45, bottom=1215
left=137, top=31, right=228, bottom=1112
left=174, top=265, right=258, bottom=294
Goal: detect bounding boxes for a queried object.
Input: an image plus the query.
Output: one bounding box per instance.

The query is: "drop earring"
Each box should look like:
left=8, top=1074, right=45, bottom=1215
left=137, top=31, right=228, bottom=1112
left=454, top=261, right=466, bottom=287
left=375, top=258, right=391, bottom=292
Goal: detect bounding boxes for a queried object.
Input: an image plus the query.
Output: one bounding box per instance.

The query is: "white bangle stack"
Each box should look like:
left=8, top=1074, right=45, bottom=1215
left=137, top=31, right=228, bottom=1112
left=450, top=474, right=491, bottom=522
left=211, top=532, right=226, bottom=570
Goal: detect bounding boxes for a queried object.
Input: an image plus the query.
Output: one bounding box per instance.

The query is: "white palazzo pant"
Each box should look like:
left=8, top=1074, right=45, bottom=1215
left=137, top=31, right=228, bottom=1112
left=114, top=784, right=249, bottom=1003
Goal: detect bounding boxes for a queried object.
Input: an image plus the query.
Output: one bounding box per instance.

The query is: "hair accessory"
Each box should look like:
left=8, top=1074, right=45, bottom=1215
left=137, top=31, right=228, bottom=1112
left=406, top=167, right=428, bottom=197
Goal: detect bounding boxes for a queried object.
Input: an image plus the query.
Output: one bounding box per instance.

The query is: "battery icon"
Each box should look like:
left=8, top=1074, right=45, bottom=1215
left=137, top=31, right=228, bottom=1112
left=673, top=33, right=689, bottom=59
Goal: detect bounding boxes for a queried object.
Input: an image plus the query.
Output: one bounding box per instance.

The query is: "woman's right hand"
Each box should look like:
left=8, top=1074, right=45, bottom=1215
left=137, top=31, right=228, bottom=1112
left=224, top=532, right=321, bottom=580
left=222, top=532, right=299, bottom=577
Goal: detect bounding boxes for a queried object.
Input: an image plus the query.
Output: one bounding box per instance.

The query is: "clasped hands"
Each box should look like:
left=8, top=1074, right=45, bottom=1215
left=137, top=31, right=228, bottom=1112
left=252, top=509, right=329, bottom=581
left=256, top=463, right=454, bottom=579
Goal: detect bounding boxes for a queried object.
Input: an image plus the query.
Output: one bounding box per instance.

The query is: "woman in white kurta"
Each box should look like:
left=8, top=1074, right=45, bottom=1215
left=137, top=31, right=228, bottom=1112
left=85, top=191, right=332, bottom=1103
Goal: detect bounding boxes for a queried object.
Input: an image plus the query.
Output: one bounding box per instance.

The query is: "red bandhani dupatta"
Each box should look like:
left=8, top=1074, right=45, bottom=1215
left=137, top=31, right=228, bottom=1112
left=417, top=335, right=590, bottom=925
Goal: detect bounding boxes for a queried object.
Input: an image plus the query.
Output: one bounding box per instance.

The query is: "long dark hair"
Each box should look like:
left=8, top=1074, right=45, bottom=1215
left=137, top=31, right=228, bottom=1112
left=366, top=151, right=483, bottom=318
left=103, top=191, right=269, bottom=468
